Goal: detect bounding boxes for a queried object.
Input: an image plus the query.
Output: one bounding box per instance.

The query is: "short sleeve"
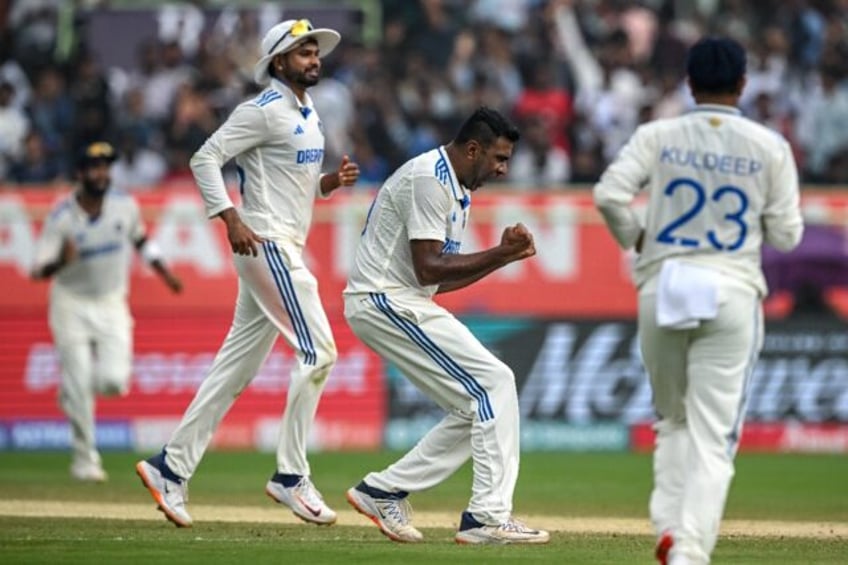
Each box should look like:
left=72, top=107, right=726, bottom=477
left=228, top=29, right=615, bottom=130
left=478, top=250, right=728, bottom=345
left=407, top=176, right=450, bottom=242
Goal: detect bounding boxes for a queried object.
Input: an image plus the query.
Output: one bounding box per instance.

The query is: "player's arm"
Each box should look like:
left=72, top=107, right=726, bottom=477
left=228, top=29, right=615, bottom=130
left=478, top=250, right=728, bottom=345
left=134, top=236, right=183, bottom=294
left=30, top=207, right=75, bottom=280
left=413, top=224, right=536, bottom=293
left=593, top=126, right=653, bottom=251
left=190, top=103, right=269, bottom=256
left=31, top=238, right=77, bottom=280
left=762, top=139, right=804, bottom=252
left=319, top=154, right=360, bottom=196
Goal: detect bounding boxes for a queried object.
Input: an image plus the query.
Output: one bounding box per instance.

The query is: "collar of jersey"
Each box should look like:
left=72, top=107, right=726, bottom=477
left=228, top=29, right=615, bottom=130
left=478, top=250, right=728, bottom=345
left=436, top=145, right=469, bottom=204
left=270, top=77, right=313, bottom=115
left=689, top=103, right=741, bottom=116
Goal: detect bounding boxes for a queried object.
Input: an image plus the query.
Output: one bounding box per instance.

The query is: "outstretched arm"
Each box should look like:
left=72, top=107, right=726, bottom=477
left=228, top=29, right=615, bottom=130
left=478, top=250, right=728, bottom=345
left=135, top=237, right=183, bottom=294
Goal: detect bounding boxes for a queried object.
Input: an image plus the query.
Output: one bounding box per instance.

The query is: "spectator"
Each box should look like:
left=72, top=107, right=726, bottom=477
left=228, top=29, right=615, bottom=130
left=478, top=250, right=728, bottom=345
left=8, top=130, right=63, bottom=185
left=110, top=130, right=168, bottom=192
left=508, top=115, right=571, bottom=189
left=0, top=81, right=30, bottom=179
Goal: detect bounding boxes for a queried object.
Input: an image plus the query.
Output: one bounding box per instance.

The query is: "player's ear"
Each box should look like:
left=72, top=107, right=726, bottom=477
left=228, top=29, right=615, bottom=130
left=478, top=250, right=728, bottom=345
left=466, top=139, right=482, bottom=160
left=735, top=76, right=746, bottom=96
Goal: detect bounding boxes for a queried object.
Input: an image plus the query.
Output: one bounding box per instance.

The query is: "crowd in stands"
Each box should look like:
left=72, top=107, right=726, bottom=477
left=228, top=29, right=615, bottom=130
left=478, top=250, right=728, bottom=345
left=1, top=0, right=847, bottom=190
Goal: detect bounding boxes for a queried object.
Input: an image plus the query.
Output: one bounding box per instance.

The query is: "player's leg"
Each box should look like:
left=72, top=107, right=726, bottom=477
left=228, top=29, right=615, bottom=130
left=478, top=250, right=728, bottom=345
left=677, top=284, right=762, bottom=564
left=164, top=278, right=278, bottom=479
left=49, top=291, right=103, bottom=481
left=638, top=290, right=690, bottom=559
left=248, top=241, right=338, bottom=524
left=255, top=242, right=336, bottom=476
left=91, top=295, right=133, bottom=396
left=346, top=293, right=547, bottom=543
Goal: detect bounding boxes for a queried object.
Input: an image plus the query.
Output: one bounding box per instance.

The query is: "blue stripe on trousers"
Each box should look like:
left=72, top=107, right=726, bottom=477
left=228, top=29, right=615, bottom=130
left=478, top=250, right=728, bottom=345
left=725, top=300, right=761, bottom=456
left=262, top=242, right=316, bottom=365
left=370, top=292, right=493, bottom=421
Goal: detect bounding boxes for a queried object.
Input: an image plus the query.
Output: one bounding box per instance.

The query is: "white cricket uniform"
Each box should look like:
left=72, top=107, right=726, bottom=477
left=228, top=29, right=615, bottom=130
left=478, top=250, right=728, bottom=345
left=594, top=103, right=803, bottom=564
left=344, top=147, right=520, bottom=525
left=33, top=191, right=145, bottom=468
left=164, top=78, right=336, bottom=480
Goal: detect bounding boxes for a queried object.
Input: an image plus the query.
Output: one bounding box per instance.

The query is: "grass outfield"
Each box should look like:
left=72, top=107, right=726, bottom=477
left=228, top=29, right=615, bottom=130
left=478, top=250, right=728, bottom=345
left=0, top=451, right=846, bottom=564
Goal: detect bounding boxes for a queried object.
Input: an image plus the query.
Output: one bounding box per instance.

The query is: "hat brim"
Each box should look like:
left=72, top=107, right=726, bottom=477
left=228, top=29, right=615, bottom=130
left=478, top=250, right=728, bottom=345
left=253, top=29, right=341, bottom=86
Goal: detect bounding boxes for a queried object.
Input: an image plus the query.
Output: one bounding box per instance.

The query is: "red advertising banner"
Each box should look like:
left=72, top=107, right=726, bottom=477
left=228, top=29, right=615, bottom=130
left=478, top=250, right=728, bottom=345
left=3, top=188, right=848, bottom=318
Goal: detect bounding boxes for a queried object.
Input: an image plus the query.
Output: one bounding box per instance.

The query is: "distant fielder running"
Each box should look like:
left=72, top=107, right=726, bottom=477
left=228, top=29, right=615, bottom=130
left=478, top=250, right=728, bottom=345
left=31, top=141, right=182, bottom=482
left=344, top=107, right=549, bottom=545
left=135, top=19, right=359, bottom=527
left=593, top=37, right=803, bottom=565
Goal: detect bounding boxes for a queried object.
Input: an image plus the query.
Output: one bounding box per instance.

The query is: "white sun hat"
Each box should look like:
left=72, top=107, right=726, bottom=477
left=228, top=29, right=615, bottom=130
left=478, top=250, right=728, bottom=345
left=253, top=19, right=341, bottom=86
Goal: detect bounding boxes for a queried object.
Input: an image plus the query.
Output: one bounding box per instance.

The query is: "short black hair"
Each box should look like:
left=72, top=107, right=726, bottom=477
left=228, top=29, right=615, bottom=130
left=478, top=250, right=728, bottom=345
left=687, top=36, right=747, bottom=95
left=454, top=106, right=520, bottom=147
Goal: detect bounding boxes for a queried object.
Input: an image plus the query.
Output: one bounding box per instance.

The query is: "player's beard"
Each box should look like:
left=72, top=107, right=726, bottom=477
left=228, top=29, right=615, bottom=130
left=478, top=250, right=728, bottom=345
left=81, top=177, right=109, bottom=199
left=283, top=65, right=320, bottom=88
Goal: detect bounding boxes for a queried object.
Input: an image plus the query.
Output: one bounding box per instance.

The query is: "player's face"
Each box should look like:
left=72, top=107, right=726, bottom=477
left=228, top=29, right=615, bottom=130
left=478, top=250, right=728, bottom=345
left=279, top=41, right=321, bottom=87
left=467, top=137, right=514, bottom=191
left=80, top=161, right=111, bottom=197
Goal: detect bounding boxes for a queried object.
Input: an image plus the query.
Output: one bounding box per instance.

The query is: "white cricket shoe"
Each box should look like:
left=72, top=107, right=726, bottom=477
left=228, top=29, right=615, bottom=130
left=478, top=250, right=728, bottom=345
left=266, top=475, right=337, bottom=525
left=455, top=512, right=550, bottom=545
left=70, top=460, right=108, bottom=483
left=135, top=456, right=192, bottom=528
left=346, top=482, right=423, bottom=543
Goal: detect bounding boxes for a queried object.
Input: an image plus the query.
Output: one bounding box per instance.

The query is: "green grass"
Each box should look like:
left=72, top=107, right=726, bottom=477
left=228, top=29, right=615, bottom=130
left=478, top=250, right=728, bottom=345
left=0, top=451, right=846, bottom=564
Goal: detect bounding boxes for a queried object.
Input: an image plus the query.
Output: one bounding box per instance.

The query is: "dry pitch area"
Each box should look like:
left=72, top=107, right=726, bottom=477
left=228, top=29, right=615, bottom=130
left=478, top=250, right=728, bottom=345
left=1, top=499, right=845, bottom=539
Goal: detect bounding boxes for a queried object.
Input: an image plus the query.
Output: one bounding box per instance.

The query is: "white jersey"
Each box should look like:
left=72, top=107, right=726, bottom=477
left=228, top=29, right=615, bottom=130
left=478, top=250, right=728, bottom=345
left=345, top=146, right=471, bottom=299
left=190, top=78, right=326, bottom=248
left=34, top=191, right=145, bottom=297
left=593, top=103, right=804, bottom=295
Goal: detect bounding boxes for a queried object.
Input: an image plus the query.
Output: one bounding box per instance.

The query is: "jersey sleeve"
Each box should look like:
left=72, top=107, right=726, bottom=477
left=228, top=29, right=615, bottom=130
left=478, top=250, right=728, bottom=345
left=32, top=204, right=68, bottom=270
left=127, top=197, right=146, bottom=243
left=762, top=139, right=804, bottom=252
left=407, top=176, right=451, bottom=242
left=593, top=125, right=653, bottom=249
left=189, top=103, right=271, bottom=218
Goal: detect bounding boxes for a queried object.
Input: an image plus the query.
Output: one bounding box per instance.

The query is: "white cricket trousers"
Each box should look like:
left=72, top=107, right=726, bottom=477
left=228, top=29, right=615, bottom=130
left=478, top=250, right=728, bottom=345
left=49, top=285, right=132, bottom=467
left=165, top=240, right=336, bottom=479
left=344, top=291, right=520, bottom=524
left=639, top=278, right=763, bottom=565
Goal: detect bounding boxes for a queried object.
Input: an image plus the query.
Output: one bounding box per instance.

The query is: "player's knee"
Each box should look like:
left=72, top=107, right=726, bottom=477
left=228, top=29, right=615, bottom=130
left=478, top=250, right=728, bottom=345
left=95, top=367, right=130, bottom=396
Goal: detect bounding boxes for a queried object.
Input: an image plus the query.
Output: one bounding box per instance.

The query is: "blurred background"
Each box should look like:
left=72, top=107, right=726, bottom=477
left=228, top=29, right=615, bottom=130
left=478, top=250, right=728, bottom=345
left=0, top=0, right=846, bottom=456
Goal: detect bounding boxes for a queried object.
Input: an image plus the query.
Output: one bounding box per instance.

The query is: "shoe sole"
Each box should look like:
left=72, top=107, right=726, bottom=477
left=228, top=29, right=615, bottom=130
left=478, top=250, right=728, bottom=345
left=345, top=489, right=420, bottom=543
left=655, top=532, right=674, bottom=565
left=135, top=461, right=192, bottom=528
left=264, top=487, right=337, bottom=526
left=455, top=532, right=550, bottom=545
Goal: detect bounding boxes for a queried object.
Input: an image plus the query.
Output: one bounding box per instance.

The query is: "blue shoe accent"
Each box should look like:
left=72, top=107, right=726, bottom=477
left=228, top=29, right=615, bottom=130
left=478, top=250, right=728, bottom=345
left=147, top=448, right=184, bottom=483
left=355, top=480, right=408, bottom=500
left=270, top=472, right=303, bottom=488
left=459, top=511, right=487, bottom=531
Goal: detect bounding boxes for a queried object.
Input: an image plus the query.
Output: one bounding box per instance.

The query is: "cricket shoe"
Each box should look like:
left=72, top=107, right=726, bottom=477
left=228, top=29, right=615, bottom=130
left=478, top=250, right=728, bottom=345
left=655, top=530, right=674, bottom=565
left=346, top=482, right=423, bottom=543
left=266, top=474, right=337, bottom=525
left=454, top=512, right=550, bottom=545
left=135, top=451, right=192, bottom=528
left=70, top=460, right=108, bottom=483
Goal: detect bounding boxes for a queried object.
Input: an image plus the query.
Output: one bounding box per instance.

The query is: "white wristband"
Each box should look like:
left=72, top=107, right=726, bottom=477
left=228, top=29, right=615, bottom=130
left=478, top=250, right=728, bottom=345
left=140, top=240, right=163, bottom=264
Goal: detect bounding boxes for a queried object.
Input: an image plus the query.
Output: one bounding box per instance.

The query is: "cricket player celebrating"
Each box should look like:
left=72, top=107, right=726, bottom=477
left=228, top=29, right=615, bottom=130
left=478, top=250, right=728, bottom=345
left=31, top=141, right=183, bottom=482
left=593, top=37, right=804, bottom=565
left=135, top=19, right=359, bottom=527
left=343, top=107, right=549, bottom=545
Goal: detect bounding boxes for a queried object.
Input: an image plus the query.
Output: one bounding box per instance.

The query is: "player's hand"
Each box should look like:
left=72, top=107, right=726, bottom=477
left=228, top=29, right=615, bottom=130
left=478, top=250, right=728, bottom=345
left=164, top=272, right=183, bottom=294
left=336, top=154, right=360, bottom=187
left=60, top=238, right=78, bottom=266
left=500, top=223, right=536, bottom=260
left=220, top=209, right=264, bottom=256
